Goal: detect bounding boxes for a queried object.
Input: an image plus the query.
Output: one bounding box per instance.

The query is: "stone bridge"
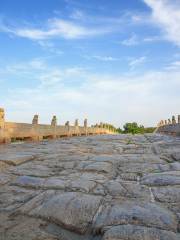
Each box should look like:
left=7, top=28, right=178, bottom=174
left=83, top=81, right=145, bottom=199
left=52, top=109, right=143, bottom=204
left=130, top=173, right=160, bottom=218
left=0, top=112, right=180, bottom=240
left=155, top=115, right=180, bottom=136
left=0, top=108, right=114, bottom=144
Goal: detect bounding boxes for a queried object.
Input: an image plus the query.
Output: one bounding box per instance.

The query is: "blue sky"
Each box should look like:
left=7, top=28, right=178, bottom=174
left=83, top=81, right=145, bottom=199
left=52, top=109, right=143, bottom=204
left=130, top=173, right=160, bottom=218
left=0, top=0, right=180, bottom=127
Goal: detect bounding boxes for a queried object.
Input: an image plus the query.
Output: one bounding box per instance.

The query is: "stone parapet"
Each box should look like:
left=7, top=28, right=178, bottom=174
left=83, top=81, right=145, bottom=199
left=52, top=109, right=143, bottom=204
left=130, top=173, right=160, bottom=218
left=0, top=108, right=115, bottom=143
left=156, top=115, right=180, bottom=136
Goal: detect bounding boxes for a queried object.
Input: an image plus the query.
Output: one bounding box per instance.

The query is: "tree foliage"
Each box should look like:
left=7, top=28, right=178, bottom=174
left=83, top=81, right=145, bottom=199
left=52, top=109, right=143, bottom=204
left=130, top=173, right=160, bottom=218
left=92, top=122, right=155, bottom=135
left=120, top=122, right=155, bottom=134
left=123, top=122, right=144, bottom=134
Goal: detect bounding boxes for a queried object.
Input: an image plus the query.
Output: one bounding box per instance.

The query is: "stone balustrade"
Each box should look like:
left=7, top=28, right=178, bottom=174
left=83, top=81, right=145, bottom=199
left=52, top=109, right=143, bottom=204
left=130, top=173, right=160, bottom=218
left=0, top=108, right=115, bottom=143
left=156, top=114, right=180, bottom=136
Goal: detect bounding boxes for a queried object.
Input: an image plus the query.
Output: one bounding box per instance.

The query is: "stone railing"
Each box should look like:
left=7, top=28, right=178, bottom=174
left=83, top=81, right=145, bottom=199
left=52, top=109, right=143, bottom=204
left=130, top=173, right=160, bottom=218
left=155, top=115, right=180, bottom=136
left=0, top=108, right=115, bottom=143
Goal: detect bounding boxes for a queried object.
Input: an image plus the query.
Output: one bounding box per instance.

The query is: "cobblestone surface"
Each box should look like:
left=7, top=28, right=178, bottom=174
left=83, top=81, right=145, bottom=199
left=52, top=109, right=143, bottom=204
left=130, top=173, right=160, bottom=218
left=0, top=134, right=180, bottom=240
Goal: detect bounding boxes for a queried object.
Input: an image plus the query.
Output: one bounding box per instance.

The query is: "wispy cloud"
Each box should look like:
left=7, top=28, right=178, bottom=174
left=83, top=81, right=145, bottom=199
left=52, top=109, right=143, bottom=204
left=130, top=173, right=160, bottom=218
left=3, top=58, right=46, bottom=74
left=143, top=0, right=180, bottom=46
left=120, top=33, right=163, bottom=47
left=0, top=9, right=151, bottom=42
left=38, top=67, right=85, bottom=87
left=129, top=56, right=147, bottom=69
left=83, top=55, right=119, bottom=62
left=0, top=18, right=111, bottom=40
left=0, top=58, right=86, bottom=87
left=165, top=61, right=180, bottom=70
left=2, top=58, right=180, bottom=126
left=143, top=35, right=162, bottom=43
left=121, top=33, right=139, bottom=46
left=37, top=40, right=63, bottom=55
left=70, top=9, right=85, bottom=20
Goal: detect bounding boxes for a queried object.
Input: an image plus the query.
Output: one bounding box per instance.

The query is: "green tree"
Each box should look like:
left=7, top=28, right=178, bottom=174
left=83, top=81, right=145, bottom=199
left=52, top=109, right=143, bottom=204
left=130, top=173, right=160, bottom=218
left=123, top=122, right=145, bottom=134
left=117, top=127, right=123, bottom=133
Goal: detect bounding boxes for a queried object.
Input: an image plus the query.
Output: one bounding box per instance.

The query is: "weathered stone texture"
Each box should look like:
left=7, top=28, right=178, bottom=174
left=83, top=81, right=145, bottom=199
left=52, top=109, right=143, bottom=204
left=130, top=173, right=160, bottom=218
left=0, top=134, right=180, bottom=239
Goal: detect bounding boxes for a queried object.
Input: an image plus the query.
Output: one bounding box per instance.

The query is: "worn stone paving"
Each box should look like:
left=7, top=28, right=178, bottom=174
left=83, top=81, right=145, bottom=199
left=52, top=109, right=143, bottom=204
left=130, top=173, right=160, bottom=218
left=0, top=134, right=180, bottom=240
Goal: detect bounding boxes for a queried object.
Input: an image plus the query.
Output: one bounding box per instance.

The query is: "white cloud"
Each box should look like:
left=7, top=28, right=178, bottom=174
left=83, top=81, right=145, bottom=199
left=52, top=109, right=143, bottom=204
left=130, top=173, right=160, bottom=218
left=129, top=56, right=146, bottom=69
left=29, top=59, right=46, bottom=70
left=84, top=55, right=119, bottom=62
left=120, top=33, right=163, bottom=47
left=1, top=59, right=180, bottom=127
left=93, top=55, right=119, bottom=61
left=0, top=18, right=111, bottom=40
left=3, top=58, right=46, bottom=75
left=165, top=61, right=180, bottom=70
left=131, top=15, right=143, bottom=23
left=39, top=70, right=63, bottom=86
left=121, top=34, right=139, bottom=46
left=70, top=10, right=85, bottom=20
left=38, top=67, right=85, bottom=86
left=0, top=10, right=152, bottom=42
left=37, top=40, right=63, bottom=55
left=0, top=58, right=86, bottom=87
left=144, top=0, right=180, bottom=46
left=143, top=35, right=162, bottom=43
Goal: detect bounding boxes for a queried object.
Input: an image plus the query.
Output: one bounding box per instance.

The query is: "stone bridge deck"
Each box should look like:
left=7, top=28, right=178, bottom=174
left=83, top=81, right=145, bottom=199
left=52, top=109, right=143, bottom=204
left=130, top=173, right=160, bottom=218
left=0, top=134, right=180, bottom=240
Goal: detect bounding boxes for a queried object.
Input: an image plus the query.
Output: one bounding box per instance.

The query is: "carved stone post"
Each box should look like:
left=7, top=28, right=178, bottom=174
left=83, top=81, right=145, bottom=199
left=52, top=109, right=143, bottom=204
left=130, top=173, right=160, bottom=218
left=65, top=121, right=71, bottom=137
left=74, top=119, right=80, bottom=136
left=160, top=120, right=164, bottom=126
left=75, top=119, right=78, bottom=127
left=32, top=115, right=41, bottom=141
left=0, top=108, right=10, bottom=143
left=0, top=108, right=5, bottom=129
left=99, top=122, right=103, bottom=134
left=51, top=116, right=57, bottom=126
left=32, top=115, right=38, bottom=125
left=51, top=116, right=57, bottom=139
left=65, top=120, right=70, bottom=131
left=0, top=108, right=5, bottom=143
left=84, top=119, right=88, bottom=135
left=84, top=119, right=87, bottom=128
left=65, top=121, right=70, bottom=127
left=172, top=116, right=176, bottom=125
